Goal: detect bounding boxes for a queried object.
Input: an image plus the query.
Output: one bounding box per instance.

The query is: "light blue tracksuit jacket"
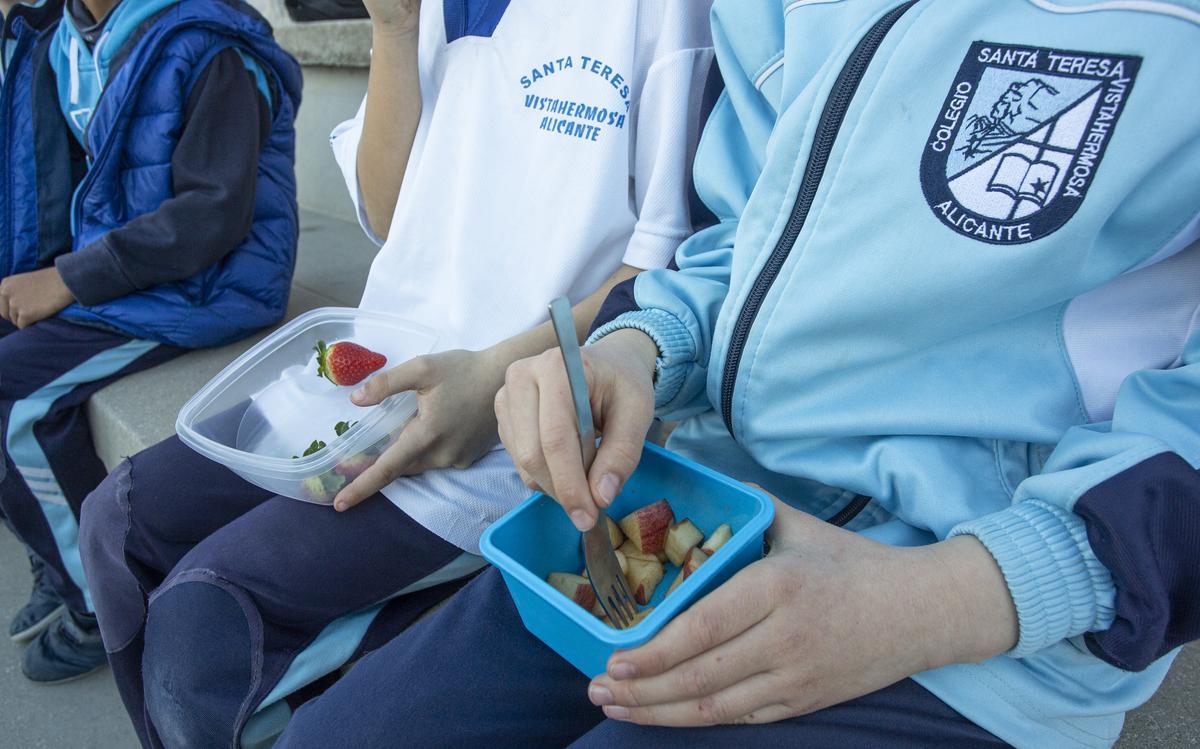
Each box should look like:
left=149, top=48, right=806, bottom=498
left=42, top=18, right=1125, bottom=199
left=590, top=1, right=1200, bottom=747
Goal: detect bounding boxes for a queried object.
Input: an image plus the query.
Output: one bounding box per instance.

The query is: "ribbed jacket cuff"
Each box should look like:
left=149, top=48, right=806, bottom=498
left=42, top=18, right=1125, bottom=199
left=55, top=238, right=137, bottom=307
left=950, top=500, right=1116, bottom=659
left=587, top=308, right=695, bottom=409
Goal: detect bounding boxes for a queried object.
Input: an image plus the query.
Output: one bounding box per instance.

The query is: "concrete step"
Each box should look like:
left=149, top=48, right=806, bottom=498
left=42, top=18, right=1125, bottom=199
left=87, top=210, right=379, bottom=469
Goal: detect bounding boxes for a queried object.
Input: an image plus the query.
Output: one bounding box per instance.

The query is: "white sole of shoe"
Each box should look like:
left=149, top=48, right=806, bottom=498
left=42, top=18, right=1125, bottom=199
left=9, top=604, right=66, bottom=644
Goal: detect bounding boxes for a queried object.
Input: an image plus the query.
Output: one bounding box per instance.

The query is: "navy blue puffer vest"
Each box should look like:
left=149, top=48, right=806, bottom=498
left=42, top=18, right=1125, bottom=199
left=7, top=0, right=301, bottom=348
left=0, top=0, right=75, bottom=279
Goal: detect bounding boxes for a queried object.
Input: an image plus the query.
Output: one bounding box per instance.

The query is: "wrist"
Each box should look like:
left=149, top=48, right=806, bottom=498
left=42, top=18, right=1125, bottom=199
left=372, top=20, right=420, bottom=43
left=49, top=267, right=76, bottom=305
left=478, top=344, right=517, bottom=389
left=915, top=536, right=1019, bottom=667
left=593, top=328, right=657, bottom=384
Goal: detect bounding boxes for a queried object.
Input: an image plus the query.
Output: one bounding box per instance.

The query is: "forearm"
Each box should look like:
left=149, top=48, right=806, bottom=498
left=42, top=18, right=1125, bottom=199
left=484, top=264, right=642, bottom=373
left=357, top=24, right=422, bottom=241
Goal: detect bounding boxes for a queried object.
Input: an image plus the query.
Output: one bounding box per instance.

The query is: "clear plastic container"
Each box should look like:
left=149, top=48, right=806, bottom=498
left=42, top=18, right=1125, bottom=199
left=176, top=308, right=438, bottom=504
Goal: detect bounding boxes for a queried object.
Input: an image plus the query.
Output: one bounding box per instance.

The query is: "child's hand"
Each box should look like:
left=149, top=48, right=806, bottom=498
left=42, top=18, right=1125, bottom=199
left=362, top=0, right=421, bottom=34
left=331, top=348, right=507, bottom=511
left=586, top=493, right=1019, bottom=727
left=0, top=267, right=75, bottom=328
left=494, top=329, right=658, bottom=532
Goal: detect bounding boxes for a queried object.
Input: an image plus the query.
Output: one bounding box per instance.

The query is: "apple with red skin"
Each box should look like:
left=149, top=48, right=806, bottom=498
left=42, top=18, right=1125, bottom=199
left=547, top=572, right=596, bottom=611
left=605, top=516, right=625, bottom=548
left=666, top=546, right=711, bottom=596
left=625, top=556, right=665, bottom=605
left=701, top=523, right=733, bottom=555
left=581, top=549, right=629, bottom=579
left=665, top=518, right=704, bottom=566
left=618, top=499, right=674, bottom=554
left=618, top=540, right=658, bottom=566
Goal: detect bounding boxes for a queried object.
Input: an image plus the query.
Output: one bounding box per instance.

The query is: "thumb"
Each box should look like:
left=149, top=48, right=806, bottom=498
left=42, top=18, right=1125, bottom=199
left=587, top=396, right=652, bottom=510
left=351, top=356, right=435, bottom=406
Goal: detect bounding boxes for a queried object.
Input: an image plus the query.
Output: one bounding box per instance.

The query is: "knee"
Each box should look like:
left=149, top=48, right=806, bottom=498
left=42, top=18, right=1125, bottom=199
left=79, top=462, right=151, bottom=650
left=82, top=439, right=198, bottom=556
left=144, top=577, right=257, bottom=749
left=79, top=462, right=130, bottom=574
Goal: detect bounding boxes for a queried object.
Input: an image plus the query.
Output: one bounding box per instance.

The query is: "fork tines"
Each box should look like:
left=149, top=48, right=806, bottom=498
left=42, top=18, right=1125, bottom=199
left=583, top=520, right=639, bottom=629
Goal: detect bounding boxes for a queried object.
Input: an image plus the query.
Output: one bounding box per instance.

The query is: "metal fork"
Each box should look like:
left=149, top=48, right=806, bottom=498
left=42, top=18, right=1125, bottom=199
left=548, top=297, right=639, bottom=629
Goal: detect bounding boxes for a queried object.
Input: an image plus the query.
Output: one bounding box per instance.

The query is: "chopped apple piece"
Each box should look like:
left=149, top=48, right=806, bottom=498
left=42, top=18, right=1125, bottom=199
left=666, top=546, right=711, bottom=596
left=619, top=499, right=675, bottom=554
left=606, top=516, right=625, bottom=549
left=625, top=557, right=665, bottom=605
left=614, top=549, right=629, bottom=576
left=664, top=519, right=704, bottom=566
left=547, top=572, right=596, bottom=611
left=701, top=523, right=733, bottom=555
left=618, top=540, right=658, bottom=565
left=581, top=549, right=628, bottom=580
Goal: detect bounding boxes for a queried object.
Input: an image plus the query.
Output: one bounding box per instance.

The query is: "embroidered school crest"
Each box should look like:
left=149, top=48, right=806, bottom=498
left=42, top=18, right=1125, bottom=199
left=921, top=42, right=1140, bottom=244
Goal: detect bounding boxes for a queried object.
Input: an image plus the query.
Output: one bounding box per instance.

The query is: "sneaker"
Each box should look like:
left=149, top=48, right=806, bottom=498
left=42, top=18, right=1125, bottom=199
left=21, top=609, right=107, bottom=684
left=8, top=552, right=65, bottom=643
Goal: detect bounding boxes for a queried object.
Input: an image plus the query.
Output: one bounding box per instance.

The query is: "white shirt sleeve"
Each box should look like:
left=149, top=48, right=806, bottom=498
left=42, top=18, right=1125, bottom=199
left=329, top=95, right=386, bottom=247
left=624, top=45, right=716, bottom=270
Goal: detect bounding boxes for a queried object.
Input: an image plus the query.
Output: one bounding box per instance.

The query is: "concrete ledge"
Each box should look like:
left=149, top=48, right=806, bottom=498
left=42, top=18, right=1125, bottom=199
left=249, top=0, right=371, bottom=68
left=87, top=211, right=378, bottom=468
left=276, top=20, right=372, bottom=68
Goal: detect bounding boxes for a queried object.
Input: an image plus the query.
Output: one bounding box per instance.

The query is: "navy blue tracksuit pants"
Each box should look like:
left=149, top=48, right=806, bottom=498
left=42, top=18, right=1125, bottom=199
left=276, top=567, right=1013, bottom=749
left=79, top=435, right=484, bottom=749
left=0, top=317, right=181, bottom=615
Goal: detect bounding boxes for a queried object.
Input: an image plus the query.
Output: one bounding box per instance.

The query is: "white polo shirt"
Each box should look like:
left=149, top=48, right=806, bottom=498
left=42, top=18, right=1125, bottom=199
left=331, top=0, right=714, bottom=552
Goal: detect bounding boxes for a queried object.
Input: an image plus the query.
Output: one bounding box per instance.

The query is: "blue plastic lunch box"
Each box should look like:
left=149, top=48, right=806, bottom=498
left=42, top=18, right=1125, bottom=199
left=480, top=442, right=775, bottom=677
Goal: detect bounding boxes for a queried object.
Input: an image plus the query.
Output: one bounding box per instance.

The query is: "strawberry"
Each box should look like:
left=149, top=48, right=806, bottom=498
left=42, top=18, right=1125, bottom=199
left=333, top=452, right=376, bottom=481
left=314, top=340, right=387, bottom=387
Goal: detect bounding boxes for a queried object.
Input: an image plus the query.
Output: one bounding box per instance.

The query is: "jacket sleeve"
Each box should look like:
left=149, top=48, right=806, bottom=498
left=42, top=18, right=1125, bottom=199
left=951, top=323, right=1200, bottom=671
left=587, top=7, right=782, bottom=420
left=56, top=49, right=268, bottom=306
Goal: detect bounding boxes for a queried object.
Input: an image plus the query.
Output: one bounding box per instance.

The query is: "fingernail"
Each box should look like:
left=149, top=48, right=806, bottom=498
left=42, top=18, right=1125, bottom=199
left=588, top=685, right=613, bottom=706
left=603, top=705, right=630, bottom=720
left=570, top=510, right=592, bottom=532
left=597, top=474, right=620, bottom=508
left=609, top=662, right=636, bottom=680
left=351, top=388, right=367, bottom=403
left=334, top=501, right=346, bottom=512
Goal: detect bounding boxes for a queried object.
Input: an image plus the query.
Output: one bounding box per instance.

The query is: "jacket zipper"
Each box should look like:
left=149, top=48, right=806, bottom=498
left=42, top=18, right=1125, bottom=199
left=828, top=494, right=872, bottom=528
left=719, top=1, right=918, bottom=434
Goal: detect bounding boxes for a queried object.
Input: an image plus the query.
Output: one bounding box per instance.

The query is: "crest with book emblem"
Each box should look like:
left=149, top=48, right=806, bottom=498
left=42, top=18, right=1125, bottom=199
left=921, top=42, right=1140, bottom=244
